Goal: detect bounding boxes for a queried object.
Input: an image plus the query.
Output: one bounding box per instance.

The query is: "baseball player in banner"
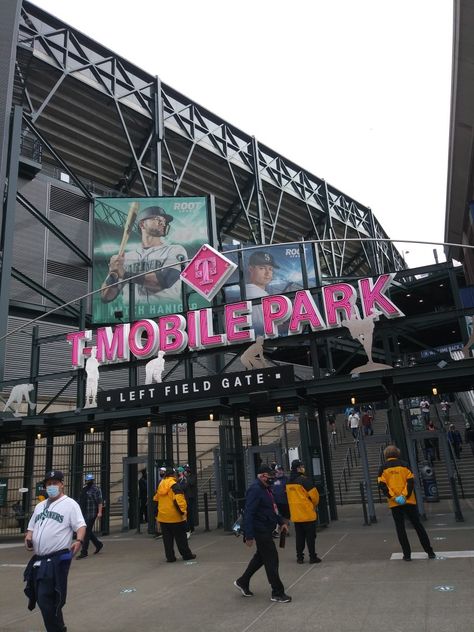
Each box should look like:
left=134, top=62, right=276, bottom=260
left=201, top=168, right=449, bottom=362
left=93, top=197, right=211, bottom=323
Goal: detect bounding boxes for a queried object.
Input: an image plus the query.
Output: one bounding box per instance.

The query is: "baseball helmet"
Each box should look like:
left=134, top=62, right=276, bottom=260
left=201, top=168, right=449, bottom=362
left=136, top=206, right=173, bottom=226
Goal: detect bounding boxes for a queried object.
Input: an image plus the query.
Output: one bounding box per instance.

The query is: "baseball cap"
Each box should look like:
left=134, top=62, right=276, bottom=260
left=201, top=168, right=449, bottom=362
left=85, top=473, right=95, bottom=481
left=257, top=464, right=274, bottom=475
left=291, top=459, right=304, bottom=470
left=177, top=466, right=185, bottom=473
left=136, top=206, right=173, bottom=225
left=248, top=251, right=280, bottom=268
left=44, top=470, right=64, bottom=483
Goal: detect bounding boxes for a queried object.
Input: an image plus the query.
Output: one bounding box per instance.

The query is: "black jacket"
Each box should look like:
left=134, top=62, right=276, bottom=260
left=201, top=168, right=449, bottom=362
left=243, top=479, right=282, bottom=539
left=24, top=549, right=72, bottom=613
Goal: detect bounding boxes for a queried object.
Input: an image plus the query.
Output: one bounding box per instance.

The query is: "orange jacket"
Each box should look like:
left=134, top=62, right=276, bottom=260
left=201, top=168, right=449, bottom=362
left=286, top=473, right=319, bottom=522
left=154, top=476, right=187, bottom=523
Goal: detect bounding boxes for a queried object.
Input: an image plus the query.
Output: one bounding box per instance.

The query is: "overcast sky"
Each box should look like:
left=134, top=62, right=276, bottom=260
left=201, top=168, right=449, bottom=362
left=31, top=0, right=454, bottom=268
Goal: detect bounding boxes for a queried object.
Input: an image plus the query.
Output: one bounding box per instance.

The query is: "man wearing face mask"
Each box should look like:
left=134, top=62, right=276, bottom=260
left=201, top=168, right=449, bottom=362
left=77, top=473, right=103, bottom=559
left=286, top=460, right=321, bottom=564
left=24, top=470, right=86, bottom=632
left=234, top=464, right=291, bottom=603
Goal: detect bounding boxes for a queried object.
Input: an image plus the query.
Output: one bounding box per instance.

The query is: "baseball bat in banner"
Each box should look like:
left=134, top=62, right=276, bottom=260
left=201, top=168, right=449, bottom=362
left=118, top=201, right=139, bottom=256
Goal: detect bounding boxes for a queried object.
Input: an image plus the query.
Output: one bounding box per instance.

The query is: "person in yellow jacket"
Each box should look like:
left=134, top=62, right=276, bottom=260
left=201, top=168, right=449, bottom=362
left=154, top=467, right=196, bottom=563
left=286, top=460, right=321, bottom=564
left=377, top=445, right=436, bottom=561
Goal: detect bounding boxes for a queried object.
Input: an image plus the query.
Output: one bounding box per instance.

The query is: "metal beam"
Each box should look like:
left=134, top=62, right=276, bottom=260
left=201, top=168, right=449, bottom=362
left=11, top=267, right=80, bottom=318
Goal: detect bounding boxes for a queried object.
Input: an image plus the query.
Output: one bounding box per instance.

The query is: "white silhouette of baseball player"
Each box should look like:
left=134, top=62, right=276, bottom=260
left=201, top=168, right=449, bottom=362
left=3, top=384, right=36, bottom=417
left=84, top=346, right=100, bottom=408
left=240, top=336, right=267, bottom=370
left=145, top=350, right=166, bottom=384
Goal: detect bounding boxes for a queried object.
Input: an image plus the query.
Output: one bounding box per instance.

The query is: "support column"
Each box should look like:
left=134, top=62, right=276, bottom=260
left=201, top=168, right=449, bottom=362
left=128, top=426, right=138, bottom=529
left=249, top=409, right=260, bottom=471
left=72, top=429, right=84, bottom=501
left=186, top=413, right=198, bottom=527
left=317, top=403, right=338, bottom=521
left=101, top=426, right=111, bottom=535
left=0, top=106, right=22, bottom=382
left=22, top=431, right=35, bottom=533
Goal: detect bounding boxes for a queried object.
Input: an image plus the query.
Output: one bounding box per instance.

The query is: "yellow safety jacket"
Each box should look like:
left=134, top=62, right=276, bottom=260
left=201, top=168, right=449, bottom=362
left=377, top=458, right=416, bottom=508
left=154, top=476, right=187, bottom=524
left=286, top=473, right=319, bottom=522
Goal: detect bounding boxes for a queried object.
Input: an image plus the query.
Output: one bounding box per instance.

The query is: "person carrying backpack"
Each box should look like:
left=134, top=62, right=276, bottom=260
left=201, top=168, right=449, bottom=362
left=377, top=445, right=435, bottom=561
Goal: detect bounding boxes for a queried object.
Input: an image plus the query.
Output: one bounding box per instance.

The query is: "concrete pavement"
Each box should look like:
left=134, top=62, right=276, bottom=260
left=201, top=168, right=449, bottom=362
left=1, top=499, right=474, bottom=632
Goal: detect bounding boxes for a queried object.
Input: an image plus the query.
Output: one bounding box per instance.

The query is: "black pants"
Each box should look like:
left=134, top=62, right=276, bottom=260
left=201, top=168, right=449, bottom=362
left=294, top=520, right=317, bottom=560
left=139, top=497, right=148, bottom=522
left=82, top=516, right=102, bottom=555
left=238, top=531, right=285, bottom=597
left=36, top=576, right=66, bottom=632
left=161, top=522, right=193, bottom=561
left=186, top=497, right=195, bottom=532
left=391, top=504, right=433, bottom=558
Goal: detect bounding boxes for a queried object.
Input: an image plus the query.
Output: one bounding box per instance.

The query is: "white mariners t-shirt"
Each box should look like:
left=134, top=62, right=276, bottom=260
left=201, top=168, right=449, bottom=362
left=123, top=243, right=187, bottom=304
left=27, top=495, right=86, bottom=556
left=245, top=284, right=268, bottom=335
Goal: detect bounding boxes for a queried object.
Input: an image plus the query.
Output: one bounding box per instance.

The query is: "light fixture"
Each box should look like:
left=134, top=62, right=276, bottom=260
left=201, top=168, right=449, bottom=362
left=36, top=433, right=41, bottom=440
left=147, top=420, right=152, bottom=428
left=209, top=412, right=214, bottom=421
left=90, top=427, right=95, bottom=434
left=432, top=387, right=438, bottom=396
left=351, top=397, right=356, bottom=405
left=406, top=293, right=411, bottom=297
left=276, top=405, right=282, bottom=414
left=418, top=299, right=424, bottom=303
left=439, top=283, right=444, bottom=288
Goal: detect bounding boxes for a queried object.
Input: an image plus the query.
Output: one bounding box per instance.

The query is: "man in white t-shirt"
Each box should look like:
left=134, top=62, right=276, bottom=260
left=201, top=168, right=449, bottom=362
left=24, top=470, right=86, bottom=632
left=348, top=410, right=361, bottom=441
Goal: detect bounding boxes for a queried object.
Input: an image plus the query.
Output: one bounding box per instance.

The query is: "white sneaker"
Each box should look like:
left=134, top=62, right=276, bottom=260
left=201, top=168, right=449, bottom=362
left=186, top=531, right=191, bottom=539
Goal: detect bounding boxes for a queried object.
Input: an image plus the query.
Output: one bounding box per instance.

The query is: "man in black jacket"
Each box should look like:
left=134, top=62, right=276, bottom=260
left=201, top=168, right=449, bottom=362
left=234, top=465, right=290, bottom=603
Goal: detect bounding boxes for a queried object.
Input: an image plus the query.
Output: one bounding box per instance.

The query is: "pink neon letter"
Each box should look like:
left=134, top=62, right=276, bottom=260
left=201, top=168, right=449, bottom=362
left=225, top=301, right=253, bottom=344
left=199, top=309, right=226, bottom=348
left=129, top=319, right=159, bottom=359
left=67, top=330, right=92, bottom=367
left=262, top=295, right=292, bottom=338
left=186, top=310, right=199, bottom=350
left=159, top=314, right=188, bottom=353
left=358, top=274, right=405, bottom=318
left=96, top=324, right=130, bottom=364
left=323, top=283, right=357, bottom=327
left=288, top=291, right=327, bottom=335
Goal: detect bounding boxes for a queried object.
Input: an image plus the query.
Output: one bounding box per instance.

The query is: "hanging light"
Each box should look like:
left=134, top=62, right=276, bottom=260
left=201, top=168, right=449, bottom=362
left=36, top=433, right=42, bottom=440
left=90, top=427, right=95, bottom=434
left=209, top=412, right=214, bottom=421
left=351, top=397, right=356, bottom=405
left=147, top=420, right=152, bottom=428
left=432, top=387, right=438, bottom=396
left=276, top=405, right=282, bottom=414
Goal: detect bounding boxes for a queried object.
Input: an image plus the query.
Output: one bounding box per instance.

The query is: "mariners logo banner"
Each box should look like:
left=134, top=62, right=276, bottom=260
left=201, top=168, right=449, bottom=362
left=92, top=196, right=211, bottom=324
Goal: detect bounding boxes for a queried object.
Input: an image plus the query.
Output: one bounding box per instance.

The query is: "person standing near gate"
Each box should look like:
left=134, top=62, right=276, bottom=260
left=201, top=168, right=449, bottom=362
left=234, top=464, right=290, bottom=603
left=77, top=473, right=103, bottom=559
left=157, top=467, right=196, bottom=562
left=286, top=460, right=321, bottom=564
left=377, top=445, right=436, bottom=561
left=24, top=470, right=86, bottom=632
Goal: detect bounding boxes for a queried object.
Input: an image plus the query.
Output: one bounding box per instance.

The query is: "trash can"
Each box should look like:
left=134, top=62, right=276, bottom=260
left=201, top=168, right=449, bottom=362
left=420, top=461, right=439, bottom=502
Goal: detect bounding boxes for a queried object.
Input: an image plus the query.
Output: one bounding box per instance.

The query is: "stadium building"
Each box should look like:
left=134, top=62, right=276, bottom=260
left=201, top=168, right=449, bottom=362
left=0, top=0, right=473, bottom=534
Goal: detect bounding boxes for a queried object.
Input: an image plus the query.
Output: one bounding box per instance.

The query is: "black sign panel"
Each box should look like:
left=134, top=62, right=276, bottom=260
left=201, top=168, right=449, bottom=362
left=97, top=366, right=294, bottom=410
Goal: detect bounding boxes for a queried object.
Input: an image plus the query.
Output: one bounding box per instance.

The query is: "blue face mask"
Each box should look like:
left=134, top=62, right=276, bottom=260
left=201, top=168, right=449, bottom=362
left=46, top=485, right=60, bottom=498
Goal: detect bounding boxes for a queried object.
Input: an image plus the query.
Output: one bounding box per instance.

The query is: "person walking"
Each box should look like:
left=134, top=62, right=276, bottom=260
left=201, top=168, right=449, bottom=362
left=377, top=445, right=436, bottom=561
left=234, top=464, right=290, bottom=603
left=419, top=398, right=431, bottom=425
left=447, top=424, right=463, bottom=459
left=77, top=473, right=103, bottom=559
left=156, top=467, right=195, bottom=562
left=272, top=465, right=290, bottom=529
left=464, top=422, right=474, bottom=457
left=286, top=460, right=321, bottom=564
left=24, top=470, right=86, bottom=632
left=348, top=409, right=360, bottom=441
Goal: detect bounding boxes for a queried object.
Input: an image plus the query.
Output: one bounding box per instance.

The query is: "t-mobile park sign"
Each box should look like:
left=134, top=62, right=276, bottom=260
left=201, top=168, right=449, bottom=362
left=67, top=272, right=404, bottom=368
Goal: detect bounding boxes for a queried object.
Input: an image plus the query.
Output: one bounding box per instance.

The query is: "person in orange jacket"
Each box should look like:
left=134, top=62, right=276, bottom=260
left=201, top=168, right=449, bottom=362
left=377, top=445, right=436, bottom=561
left=154, top=467, right=195, bottom=563
left=286, top=460, right=321, bottom=564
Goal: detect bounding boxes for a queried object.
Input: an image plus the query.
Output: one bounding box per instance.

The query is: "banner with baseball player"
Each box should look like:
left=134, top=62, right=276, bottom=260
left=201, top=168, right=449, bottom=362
left=223, top=243, right=317, bottom=335
left=92, top=196, right=211, bottom=324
